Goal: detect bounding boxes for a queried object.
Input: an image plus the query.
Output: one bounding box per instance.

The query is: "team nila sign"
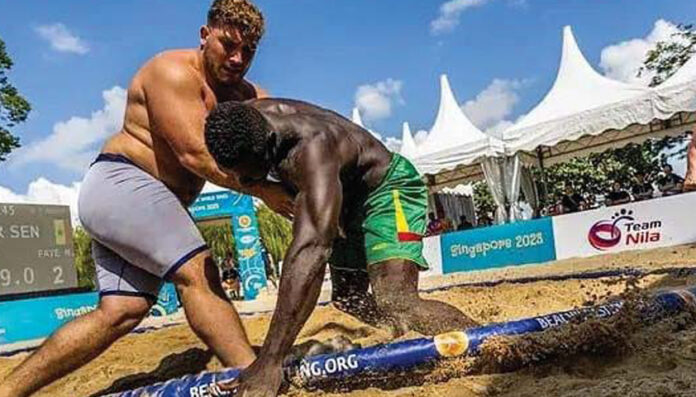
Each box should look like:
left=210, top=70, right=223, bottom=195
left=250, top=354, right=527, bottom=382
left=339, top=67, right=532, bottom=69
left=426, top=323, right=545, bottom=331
left=587, top=208, right=662, bottom=251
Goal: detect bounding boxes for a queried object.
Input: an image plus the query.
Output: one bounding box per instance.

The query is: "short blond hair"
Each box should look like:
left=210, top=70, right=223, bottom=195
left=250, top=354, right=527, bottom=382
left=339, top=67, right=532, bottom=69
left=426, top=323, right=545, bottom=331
left=207, top=0, right=265, bottom=46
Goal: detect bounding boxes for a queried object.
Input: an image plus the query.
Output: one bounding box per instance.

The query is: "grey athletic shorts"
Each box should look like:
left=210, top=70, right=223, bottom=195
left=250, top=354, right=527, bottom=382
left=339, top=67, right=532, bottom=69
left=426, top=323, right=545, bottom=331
left=78, top=154, right=207, bottom=300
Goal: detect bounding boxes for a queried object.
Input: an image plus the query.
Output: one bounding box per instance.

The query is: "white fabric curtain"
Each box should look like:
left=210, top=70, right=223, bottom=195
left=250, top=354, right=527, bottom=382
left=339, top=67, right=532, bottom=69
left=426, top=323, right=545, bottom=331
left=482, top=155, right=524, bottom=224
left=434, top=193, right=476, bottom=228
left=520, top=165, right=540, bottom=216
left=481, top=158, right=508, bottom=224
left=503, top=155, right=522, bottom=222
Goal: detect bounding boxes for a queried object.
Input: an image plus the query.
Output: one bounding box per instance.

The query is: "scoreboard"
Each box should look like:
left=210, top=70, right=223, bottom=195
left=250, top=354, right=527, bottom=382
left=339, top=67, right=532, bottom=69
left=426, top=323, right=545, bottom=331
left=0, top=203, right=79, bottom=296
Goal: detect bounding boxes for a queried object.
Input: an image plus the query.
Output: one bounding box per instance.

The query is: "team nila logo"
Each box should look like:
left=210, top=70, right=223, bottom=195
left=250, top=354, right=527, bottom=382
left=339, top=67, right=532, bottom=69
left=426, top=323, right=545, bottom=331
left=587, top=209, right=661, bottom=251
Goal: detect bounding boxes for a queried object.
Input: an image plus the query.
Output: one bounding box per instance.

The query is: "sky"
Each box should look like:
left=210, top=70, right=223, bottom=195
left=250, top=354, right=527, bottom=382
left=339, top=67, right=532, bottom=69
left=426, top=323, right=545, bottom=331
left=0, top=0, right=694, bottom=218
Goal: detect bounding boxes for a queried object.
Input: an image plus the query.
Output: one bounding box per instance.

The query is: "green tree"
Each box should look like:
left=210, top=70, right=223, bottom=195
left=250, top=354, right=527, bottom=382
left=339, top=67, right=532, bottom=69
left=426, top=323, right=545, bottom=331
left=256, top=205, right=292, bottom=278
left=72, top=227, right=96, bottom=290
left=472, top=181, right=496, bottom=221
left=0, top=37, right=31, bottom=161
left=537, top=141, right=669, bottom=202
left=198, top=223, right=236, bottom=264
left=639, top=23, right=696, bottom=87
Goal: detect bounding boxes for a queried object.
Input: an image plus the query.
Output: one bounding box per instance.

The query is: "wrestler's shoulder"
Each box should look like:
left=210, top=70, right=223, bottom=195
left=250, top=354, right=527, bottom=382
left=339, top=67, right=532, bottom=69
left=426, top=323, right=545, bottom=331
left=138, top=50, right=203, bottom=89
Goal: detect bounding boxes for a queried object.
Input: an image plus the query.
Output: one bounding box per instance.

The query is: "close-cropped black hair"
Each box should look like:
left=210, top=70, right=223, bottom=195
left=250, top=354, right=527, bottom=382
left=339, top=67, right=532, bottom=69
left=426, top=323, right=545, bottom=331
left=205, top=101, right=270, bottom=169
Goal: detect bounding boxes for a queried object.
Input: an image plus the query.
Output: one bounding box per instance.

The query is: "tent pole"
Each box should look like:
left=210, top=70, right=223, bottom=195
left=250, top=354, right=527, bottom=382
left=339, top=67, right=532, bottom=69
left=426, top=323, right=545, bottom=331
left=536, top=147, right=549, bottom=207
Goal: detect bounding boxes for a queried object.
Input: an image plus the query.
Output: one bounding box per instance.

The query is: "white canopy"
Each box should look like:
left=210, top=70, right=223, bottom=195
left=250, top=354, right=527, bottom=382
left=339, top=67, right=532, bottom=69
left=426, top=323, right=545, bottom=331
left=412, top=75, right=505, bottom=187
left=399, top=122, right=418, bottom=159
left=502, top=26, right=696, bottom=165
left=416, top=75, right=491, bottom=156
left=351, top=107, right=365, bottom=127
left=351, top=107, right=388, bottom=142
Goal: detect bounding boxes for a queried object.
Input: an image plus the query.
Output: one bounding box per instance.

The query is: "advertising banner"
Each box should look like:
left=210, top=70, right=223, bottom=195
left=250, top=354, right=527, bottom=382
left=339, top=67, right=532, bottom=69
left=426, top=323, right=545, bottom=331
left=190, top=191, right=268, bottom=300
left=553, top=192, right=696, bottom=260
left=0, top=203, right=78, bottom=296
left=149, top=282, right=180, bottom=317
left=440, top=218, right=556, bottom=274
left=421, top=236, right=443, bottom=278
left=0, top=292, right=98, bottom=345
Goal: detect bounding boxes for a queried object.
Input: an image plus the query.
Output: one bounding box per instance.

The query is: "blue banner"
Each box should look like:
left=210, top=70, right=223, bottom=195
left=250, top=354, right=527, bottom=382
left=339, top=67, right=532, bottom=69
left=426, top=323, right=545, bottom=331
left=0, top=285, right=180, bottom=346
left=189, top=191, right=239, bottom=219
left=441, top=218, right=556, bottom=274
left=149, top=283, right=180, bottom=317
left=0, top=292, right=98, bottom=345
left=190, top=191, right=267, bottom=300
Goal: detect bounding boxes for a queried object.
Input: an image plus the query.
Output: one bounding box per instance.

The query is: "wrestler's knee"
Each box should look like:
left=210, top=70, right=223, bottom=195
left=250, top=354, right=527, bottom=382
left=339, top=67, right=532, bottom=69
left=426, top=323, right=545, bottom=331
left=98, top=295, right=152, bottom=335
left=170, top=251, right=220, bottom=289
left=170, top=252, right=228, bottom=302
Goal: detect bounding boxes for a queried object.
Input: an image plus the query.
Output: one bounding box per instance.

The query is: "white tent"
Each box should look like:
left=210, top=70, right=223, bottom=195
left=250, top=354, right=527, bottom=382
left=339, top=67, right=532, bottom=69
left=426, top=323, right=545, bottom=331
left=399, top=122, right=418, bottom=159
left=351, top=107, right=389, bottom=143
left=417, top=74, right=491, bottom=156
left=412, top=75, right=505, bottom=188
left=502, top=26, right=696, bottom=166
left=351, top=107, right=364, bottom=127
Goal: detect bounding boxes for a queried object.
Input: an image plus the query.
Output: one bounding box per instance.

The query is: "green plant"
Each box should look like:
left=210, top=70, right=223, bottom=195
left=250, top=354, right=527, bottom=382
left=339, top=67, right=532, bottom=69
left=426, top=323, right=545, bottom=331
left=256, top=205, right=292, bottom=277
left=0, top=37, right=31, bottom=161
left=72, top=227, right=96, bottom=290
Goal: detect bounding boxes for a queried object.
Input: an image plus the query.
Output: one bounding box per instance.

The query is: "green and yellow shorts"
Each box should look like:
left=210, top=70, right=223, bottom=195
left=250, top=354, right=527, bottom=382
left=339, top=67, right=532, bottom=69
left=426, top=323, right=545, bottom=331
left=330, top=153, right=429, bottom=272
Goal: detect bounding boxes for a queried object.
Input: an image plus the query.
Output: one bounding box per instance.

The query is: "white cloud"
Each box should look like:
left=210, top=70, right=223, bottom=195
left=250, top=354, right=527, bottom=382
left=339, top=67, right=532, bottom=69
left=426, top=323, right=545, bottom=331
left=599, top=19, right=684, bottom=85
left=0, top=179, right=81, bottom=225
left=11, top=86, right=126, bottom=172
left=431, top=0, right=491, bottom=35
left=354, top=79, right=404, bottom=122
left=35, top=23, right=89, bottom=54
left=484, top=120, right=515, bottom=138
left=384, top=137, right=403, bottom=153
left=461, top=79, right=524, bottom=130
left=414, top=130, right=429, bottom=145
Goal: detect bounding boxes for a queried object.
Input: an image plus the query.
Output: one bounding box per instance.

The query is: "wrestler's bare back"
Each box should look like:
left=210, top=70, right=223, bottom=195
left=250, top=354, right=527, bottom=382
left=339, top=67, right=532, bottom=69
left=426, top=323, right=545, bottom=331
left=101, top=49, right=259, bottom=204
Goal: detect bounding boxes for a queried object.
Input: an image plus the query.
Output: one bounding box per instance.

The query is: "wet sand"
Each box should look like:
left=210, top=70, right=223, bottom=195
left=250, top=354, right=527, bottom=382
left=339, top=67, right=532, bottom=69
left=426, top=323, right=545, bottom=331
left=2, top=244, right=696, bottom=396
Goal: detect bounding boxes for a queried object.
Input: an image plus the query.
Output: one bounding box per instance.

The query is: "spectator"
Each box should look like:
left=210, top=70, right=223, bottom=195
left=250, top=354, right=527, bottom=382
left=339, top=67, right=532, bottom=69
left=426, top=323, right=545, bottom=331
left=560, top=185, right=586, bottom=213
left=586, top=194, right=598, bottom=210
left=426, top=212, right=446, bottom=236
left=606, top=181, right=631, bottom=206
left=441, top=217, right=454, bottom=232
left=457, top=215, right=473, bottom=231
left=631, top=172, right=654, bottom=201
left=477, top=213, right=493, bottom=227
left=657, top=164, right=684, bottom=196
left=221, top=267, right=241, bottom=300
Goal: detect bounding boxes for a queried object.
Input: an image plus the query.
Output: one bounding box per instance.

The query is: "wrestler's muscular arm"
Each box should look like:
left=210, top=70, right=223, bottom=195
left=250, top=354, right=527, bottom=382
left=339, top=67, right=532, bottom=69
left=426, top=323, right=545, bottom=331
left=144, top=58, right=292, bottom=215
left=235, top=138, right=342, bottom=397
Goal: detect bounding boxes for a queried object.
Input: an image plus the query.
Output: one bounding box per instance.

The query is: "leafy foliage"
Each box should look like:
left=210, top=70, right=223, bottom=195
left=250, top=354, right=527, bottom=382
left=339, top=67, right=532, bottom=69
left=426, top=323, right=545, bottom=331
left=198, top=223, right=236, bottom=263
left=72, top=227, right=96, bottom=289
left=472, top=181, right=497, bottom=220
left=535, top=140, right=680, bottom=202
left=639, top=23, right=696, bottom=87
left=0, top=37, right=31, bottom=161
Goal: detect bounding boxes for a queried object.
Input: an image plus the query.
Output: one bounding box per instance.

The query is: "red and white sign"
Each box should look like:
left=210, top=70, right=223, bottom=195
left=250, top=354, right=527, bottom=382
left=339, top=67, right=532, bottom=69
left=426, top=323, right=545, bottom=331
left=553, top=192, right=696, bottom=260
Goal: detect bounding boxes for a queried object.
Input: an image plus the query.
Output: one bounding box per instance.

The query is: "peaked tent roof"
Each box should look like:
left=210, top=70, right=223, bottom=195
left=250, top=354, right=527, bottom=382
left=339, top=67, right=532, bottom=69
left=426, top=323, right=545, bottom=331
left=500, top=26, right=696, bottom=162
left=351, top=107, right=365, bottom=127
left=416, top=74, right=490, bottom=157
left=351, top=107, right=386, bottom=142
left=505, top=26, right=650, bottom=143
left=411, top=75, right=505, bottom=187
left=400, top=122, right=418, bottom=159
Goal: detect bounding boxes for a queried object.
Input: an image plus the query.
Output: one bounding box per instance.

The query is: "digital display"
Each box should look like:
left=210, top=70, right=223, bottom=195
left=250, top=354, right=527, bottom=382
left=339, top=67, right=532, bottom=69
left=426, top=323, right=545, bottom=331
left=0, top=203, right=79, bottom=296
